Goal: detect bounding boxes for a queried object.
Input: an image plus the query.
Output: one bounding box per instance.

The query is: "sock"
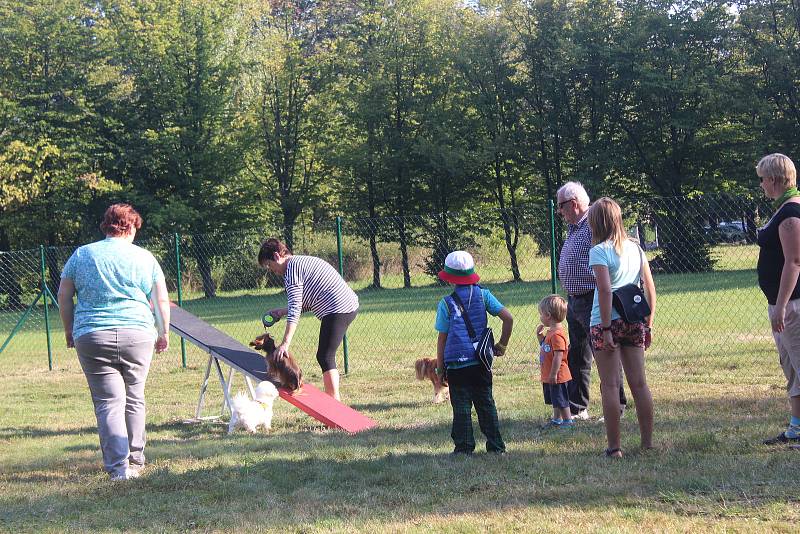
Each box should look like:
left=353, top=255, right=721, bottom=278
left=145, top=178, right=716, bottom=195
left=787, top=416, right=800, bottom=438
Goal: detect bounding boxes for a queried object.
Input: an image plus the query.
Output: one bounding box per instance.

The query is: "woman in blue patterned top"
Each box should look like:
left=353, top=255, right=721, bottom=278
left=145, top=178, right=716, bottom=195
left=58, top=203, right=170, bottom=481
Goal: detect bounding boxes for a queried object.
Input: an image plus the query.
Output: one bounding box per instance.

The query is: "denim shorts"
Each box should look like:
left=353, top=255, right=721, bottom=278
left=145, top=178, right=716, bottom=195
left=543, top=382, right=570, bottom=408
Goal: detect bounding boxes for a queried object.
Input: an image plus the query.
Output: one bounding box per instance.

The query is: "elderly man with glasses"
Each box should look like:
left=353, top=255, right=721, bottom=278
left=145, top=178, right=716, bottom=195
left=556, top=182, right=627, bottom=420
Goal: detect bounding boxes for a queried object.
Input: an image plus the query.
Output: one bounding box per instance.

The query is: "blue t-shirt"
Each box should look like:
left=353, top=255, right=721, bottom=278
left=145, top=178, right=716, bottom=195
left=588, top=239, right=642, bottom=326
left=61, top=238, right=165, bottom=340
left=434, top=287, right=505, bottom=333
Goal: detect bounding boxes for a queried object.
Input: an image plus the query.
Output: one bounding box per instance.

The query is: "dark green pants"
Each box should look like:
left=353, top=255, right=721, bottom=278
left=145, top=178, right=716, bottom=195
left=447, top=364, right=505, bottom=453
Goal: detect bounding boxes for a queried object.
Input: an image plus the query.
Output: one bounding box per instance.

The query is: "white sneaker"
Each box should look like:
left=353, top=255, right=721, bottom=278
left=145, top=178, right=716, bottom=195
left=572, top=409, right=590, bottom=421
left=597, top=406, right=626, bottom=424
left=110, top=468, right=141, bottom=481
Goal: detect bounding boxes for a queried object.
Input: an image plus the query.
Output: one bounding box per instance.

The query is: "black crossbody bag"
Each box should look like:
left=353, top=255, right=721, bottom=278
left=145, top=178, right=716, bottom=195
left=611, top=244, right=651, bottom=323
left=451, top=288, right=496, bottom=372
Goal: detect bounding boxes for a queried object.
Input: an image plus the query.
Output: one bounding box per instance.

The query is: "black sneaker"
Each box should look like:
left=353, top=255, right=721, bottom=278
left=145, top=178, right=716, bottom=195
left=763, top=431, right=800, bottom=445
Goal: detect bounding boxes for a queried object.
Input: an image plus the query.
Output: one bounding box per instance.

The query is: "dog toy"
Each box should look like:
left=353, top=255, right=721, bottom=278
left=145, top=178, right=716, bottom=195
left=262, top=313, right=279, bottom=328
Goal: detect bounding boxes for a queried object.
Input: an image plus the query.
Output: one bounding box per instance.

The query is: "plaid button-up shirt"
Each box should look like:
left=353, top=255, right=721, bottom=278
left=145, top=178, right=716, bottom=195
left=557, top=214, right=596, bottom=296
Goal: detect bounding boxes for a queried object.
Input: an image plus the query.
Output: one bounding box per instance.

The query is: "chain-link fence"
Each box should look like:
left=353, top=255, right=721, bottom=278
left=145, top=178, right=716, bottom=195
left=0, top=194, right=781, bottom=391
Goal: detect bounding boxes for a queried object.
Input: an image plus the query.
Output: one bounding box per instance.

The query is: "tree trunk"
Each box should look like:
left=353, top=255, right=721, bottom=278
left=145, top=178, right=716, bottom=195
left=45, top=233, right=61, bottom=296
left=397, top=216, right=411, bottom=289
left=193, top=234, right=217, bottom=298
left=365, top=156, right=382, bottom=289
left=0, top=228, right=23, bottom=310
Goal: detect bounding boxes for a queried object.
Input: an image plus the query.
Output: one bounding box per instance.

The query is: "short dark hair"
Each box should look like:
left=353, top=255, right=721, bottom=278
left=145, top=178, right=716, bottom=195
left=100, top=203, right=142, bottom=237
left=258, top=238, right=291, bottom=266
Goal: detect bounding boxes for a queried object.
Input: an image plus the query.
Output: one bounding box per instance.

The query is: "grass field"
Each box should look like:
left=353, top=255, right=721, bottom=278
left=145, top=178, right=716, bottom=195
left=1, top=244, right=798, bottom=532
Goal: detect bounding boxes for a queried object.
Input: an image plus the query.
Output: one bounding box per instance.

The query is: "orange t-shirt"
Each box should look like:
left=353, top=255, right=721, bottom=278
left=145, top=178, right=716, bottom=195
left=539, top=329, right=571, bottom=383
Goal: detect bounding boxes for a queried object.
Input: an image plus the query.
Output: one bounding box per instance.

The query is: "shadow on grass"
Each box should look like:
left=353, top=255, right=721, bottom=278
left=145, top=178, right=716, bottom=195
left=1, top=392, right=798, bottom=531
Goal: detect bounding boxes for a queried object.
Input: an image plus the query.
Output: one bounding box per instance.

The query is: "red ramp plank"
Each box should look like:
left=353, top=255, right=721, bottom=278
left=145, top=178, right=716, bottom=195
left=169, top=303, right=376, bottom=433
left=279, top=383, right=376, bottom=434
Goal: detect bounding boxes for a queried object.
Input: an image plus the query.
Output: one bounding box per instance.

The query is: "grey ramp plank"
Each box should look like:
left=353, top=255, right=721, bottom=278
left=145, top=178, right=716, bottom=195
left=169, top=305, right=269, bottom=382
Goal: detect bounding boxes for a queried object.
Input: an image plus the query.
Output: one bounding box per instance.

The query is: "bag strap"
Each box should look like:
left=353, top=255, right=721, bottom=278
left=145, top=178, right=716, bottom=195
left=635, top=242, right=645, bottom=288
left=450, top=288, right=477, bottom=339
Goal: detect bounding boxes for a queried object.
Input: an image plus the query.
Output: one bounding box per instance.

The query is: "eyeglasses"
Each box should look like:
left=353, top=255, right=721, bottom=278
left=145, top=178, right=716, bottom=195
left=557, top=198, right=576, bottom=210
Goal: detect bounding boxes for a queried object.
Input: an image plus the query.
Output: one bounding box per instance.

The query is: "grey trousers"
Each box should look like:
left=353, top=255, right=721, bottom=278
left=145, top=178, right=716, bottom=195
left=75, top=328, right=154, bottom=477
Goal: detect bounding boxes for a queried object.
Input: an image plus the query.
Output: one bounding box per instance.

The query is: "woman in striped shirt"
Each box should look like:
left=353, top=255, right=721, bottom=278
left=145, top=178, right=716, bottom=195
left=259, top=238, right=359, bottom=400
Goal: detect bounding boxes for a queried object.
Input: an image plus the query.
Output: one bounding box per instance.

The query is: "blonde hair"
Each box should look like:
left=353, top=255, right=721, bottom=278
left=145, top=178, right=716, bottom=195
left=756, top=153, right=797, bottom=188
left=588, top=197, right=627, bottom=256
left=538, top=294, right=567, bottom=323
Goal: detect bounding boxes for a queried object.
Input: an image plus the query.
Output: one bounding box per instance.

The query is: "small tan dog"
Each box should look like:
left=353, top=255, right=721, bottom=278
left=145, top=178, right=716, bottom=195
left=415, top=357, right=449, bottom=404
left=250, top=332, right=303, bottom=392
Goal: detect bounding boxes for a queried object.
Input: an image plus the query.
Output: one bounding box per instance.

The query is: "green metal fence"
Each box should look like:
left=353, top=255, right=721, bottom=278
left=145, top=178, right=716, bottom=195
left=0, top=194, right=781, bottom=390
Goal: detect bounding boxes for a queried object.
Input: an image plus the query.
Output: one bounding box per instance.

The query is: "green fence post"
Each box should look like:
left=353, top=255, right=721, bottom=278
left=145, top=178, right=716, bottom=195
left=548, top=199, right=557, bottom=295
left=40, top=245, right=53, bottom=371
left=175, top=232, right=187, bottom=368
left=335, top=216, right=349, bottom=374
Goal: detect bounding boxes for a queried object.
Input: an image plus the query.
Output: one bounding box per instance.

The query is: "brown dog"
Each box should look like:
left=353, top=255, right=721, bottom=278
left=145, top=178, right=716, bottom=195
left=415, top=357, right=449, bottom=404
left=250, top=332, right=303, bottom=392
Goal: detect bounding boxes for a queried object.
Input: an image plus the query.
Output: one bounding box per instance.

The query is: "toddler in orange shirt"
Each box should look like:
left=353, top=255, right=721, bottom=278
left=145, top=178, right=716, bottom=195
left=536, top=294, right=573, bottom=427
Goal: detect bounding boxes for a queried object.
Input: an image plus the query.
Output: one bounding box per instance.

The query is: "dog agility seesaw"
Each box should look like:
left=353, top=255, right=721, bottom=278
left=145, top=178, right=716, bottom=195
left=168, top=304, right=376, bottom=433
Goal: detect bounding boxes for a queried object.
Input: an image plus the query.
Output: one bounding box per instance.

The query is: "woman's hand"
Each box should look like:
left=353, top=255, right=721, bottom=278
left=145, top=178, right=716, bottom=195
left=155, top=333, right=169, bottom=353
left=771, top=306, right=786, bottom=333
left=644, top=329, right=652, bottom=350
left=273, top=341, right=291, bottom=360
left=268, top=308, right=287, bottom=320
left=602, top=329, right=617, bottom=349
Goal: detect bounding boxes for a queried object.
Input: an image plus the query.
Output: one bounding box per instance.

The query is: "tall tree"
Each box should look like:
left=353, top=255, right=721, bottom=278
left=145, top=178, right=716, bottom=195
left=610, top=0, right=737, bottom=271
left=105, top=0, right=248, bottom=296
left=240, top=0, right=350, bottom=251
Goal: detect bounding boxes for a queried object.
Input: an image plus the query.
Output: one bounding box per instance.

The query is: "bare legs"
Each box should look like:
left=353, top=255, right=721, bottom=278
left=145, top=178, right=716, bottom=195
left=791, top=395, right=800, bottom=419
left=594, top=344, right=653, bottom=455
left=323, top=369, right=340, bottom=401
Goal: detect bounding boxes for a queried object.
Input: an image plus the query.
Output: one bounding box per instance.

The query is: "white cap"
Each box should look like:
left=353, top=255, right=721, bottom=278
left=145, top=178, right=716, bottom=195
left=444, top=251, right=475, bottom=271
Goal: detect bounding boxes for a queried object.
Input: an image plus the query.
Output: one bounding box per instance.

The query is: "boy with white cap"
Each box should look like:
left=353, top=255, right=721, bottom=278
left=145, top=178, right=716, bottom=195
left=435, top=251, right=514, bottom=455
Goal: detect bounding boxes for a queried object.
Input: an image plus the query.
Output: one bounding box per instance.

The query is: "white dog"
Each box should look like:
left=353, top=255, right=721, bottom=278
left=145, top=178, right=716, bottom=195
left=227, top=380, right=280, bottom=434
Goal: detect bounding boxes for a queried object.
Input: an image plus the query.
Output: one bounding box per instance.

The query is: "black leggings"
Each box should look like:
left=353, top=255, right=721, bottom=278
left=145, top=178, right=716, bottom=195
left=316, top=311, right=357, bottom=372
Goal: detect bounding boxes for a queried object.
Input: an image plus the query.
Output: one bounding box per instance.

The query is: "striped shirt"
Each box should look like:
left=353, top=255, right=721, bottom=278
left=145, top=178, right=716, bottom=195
left=284, top=255, right=359, bottom=324
left=557, top=214, right=596, bottom=296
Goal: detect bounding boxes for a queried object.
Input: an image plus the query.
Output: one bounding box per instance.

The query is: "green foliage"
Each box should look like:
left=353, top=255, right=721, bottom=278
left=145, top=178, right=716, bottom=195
left=1, top=0, right=798, bottom=274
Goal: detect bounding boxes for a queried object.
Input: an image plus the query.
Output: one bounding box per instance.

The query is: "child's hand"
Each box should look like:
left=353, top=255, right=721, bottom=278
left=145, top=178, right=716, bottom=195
left=548, top=375, right=558, bottom=385
left=536, top=324, right=546, bottom=343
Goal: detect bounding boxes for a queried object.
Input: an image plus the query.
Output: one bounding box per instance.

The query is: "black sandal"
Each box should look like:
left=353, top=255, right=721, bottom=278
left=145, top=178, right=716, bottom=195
left=604, top=447, right=623, bottom=458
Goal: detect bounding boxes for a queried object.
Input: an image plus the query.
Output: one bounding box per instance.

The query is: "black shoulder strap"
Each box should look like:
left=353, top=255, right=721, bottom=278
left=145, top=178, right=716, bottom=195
left=450, top=288, right=476, bottom=339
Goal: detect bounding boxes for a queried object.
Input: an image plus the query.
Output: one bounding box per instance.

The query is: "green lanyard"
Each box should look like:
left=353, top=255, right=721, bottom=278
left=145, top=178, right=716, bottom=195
left=774, top=187, right=800, bottom=211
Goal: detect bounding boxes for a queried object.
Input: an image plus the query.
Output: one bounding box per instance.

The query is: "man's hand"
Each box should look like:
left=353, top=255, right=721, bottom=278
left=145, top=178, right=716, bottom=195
left=771, top=306, right=786, bottom=333
left=65, top=332, right=74, bottom=349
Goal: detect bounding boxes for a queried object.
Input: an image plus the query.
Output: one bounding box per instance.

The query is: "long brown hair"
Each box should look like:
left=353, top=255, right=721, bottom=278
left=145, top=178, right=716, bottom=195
left=588, top=197, right=627, bottom=256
